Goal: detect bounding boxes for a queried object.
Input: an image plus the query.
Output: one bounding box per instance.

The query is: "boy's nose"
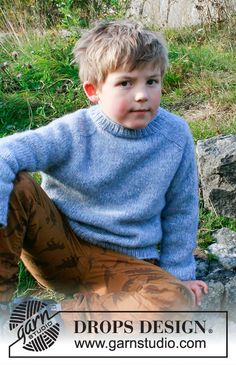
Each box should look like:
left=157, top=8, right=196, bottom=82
left=134, top=88, right=148, bottom=102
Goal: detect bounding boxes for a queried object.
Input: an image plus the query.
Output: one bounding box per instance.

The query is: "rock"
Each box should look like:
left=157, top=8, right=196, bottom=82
left=196, top=134, right=236, bottom=218
left=208, top=228, right=236, bottom=270
left=200, top=280, right=224, bottom=311
left=196, top=258, right=209, bottom=279
left=127, top=0, right=236, bottom=28
left=196, top=254, right=236, bottom=284
left=223, top=276, right=236, bottom=322
left=206, top=266, right=236, bottom=283
left=196, top=255, right=236, bottom=317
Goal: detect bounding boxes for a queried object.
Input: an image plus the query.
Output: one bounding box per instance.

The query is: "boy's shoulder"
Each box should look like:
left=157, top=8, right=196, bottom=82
left=157, top=107, right=193, bottom=149
left=51, top=107, right=96, bottom=137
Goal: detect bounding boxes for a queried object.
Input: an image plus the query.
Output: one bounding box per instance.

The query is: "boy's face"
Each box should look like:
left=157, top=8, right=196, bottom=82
left=84, top=64, right=162, bottom=129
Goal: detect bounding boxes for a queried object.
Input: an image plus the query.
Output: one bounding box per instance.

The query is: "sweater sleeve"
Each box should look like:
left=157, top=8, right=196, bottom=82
left=159, top=131, right=198, bottom=281
left=0, top=118, right=72, bottom=226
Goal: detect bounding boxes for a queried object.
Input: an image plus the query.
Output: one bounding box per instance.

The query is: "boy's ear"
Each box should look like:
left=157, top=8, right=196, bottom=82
left=83, top=81, right=99, bottom=104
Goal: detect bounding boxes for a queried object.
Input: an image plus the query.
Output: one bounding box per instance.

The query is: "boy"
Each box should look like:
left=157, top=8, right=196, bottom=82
left=0, top=20, right=207, bottom=315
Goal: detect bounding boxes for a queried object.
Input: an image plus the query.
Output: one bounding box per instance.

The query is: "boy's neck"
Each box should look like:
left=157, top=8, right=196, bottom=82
left=89, top=105, right=163, bottom=139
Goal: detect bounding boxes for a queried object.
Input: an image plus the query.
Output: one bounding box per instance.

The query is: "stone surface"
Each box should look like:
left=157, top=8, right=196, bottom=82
left=224, top=276, right=236, bottom=322
left=196, top=134, right=236, bottom=218
left=196, top=255, right=236, bottom=285
left=200, top=280, right=224, bottom=311
left=196, top=254, right=236, bottom=319
left=127, top=0, right=236, bottom=28
left=208, top=228, right=236, bottom=270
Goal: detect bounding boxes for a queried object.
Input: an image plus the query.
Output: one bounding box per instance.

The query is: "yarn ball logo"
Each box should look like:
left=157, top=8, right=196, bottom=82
left=9, top=299, right=60, bottom=352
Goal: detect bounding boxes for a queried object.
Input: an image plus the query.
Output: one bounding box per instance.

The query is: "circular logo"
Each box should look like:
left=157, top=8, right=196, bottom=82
left=9, top=299, right=60, bottom=352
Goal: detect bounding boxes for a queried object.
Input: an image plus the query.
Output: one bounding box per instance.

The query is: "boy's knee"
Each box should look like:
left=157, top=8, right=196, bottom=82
left=15, top=171, right=33, bottom=185
left=161, top=280, right=195, bottom=310
left=13, top=172, right=37, bottom=194
left=10, top=172, right=40, bottom=208
left=174, top=281, right=195, bottom=310
left=140, top=279, right=195, bottom=311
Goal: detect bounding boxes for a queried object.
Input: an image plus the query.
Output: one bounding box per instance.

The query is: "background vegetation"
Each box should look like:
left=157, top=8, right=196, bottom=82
left=0, top=0, right=236, bottom=298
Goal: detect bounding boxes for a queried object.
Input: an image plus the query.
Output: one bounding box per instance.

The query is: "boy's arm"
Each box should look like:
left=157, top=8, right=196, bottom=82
left=159, top=130, right=209, bottom=304
left=0, top=118, right=71, bottom=226
left=159, top=129, right=198, bottom=281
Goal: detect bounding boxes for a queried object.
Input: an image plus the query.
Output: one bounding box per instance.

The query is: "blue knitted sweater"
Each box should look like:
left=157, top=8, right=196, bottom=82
left=0, top=106, right=198, bottom=280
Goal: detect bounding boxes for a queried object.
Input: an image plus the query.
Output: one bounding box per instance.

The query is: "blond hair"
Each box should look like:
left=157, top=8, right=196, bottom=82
left=73, top=20, right=169, bottom=87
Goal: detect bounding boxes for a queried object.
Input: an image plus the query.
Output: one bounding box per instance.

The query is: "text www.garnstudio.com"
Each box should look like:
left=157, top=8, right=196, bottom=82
left=74, top=337, right=206, bottom=351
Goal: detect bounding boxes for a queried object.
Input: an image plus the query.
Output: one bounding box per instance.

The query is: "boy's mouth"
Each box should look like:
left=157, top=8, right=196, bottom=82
left=130, top=109, right=150, bottom=113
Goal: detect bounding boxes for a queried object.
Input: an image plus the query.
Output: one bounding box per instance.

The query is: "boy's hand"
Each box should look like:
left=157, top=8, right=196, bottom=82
left=182, top=280, right=208, bottom=306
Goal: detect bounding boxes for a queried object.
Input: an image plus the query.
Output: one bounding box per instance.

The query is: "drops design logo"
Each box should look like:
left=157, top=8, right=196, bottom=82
left=9, top=299, right=60, bottom=352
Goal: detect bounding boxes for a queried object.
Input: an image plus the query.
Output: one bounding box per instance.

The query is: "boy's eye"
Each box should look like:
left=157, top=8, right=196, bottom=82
left=147, top=79, right=159, bottom=85
left=118, top=80, right=131, bottom=87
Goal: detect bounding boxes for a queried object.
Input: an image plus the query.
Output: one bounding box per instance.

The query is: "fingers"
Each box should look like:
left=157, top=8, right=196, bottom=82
left=191, top=285, right=203, bottom=306
left=181, top=280, right=209, bottom=306
left=196, top=280, right=209, bottom=294
left=191, top=281, right=209, bottom=305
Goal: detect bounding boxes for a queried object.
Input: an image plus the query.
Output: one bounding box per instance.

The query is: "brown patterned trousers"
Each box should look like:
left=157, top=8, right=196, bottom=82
left=0, top=172, right=195, bottom=314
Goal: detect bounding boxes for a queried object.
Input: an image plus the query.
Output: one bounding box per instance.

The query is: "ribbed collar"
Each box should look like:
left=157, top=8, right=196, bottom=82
left=89, top=105, right=162, bottom=139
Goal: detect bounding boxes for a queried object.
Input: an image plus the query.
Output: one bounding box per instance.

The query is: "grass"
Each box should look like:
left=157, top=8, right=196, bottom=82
left=0, top=30, right=89, bottom=136
left=198, top=206, right=236, bottom=250
left=0, top=14, right=236, bottom=297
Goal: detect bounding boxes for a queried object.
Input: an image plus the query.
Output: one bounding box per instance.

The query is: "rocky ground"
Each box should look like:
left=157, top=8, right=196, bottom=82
left=195, top=230, right=236, bottom=324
